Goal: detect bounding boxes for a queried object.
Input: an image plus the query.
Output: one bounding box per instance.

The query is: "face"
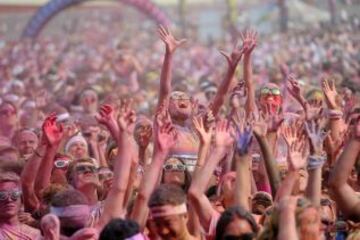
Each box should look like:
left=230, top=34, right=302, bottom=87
left=17, top=130, right=38, bottom=156
left=298, top=207, right=321, bottom=240
left=0, top=103, right=17, bottom=126
left=259, top=84, right=282, bottom=113
left=80, top=90, right=98, bottom=113
left=68, top=141, right=88, bottom=160
left=163, top=158, right=186, bottom=187
left=0, top=182, right=22, bottom=221
left=72, top=163, right=100, bottom=189
left=153, top=214, right=188, bottom=240
left=168, top=92, right=192, bottom=121
left=222, top=217, right=254, bottom=239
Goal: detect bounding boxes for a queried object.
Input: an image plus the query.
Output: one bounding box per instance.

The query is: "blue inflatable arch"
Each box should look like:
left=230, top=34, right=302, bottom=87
left=22, top=0, right=171, bottom=38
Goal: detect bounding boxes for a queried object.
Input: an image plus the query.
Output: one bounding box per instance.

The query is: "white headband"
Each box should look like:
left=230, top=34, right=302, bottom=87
left=65, top=134, right=87, bottom=154
left=57, top=112, right=70, bottom=122
left=50, top=204, right=90, bottom=218
left=150, top=203, right=187, bottom=218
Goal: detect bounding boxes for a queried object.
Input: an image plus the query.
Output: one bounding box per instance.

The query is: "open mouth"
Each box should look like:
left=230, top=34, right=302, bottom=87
left=178, top=102, right=188, bottom=108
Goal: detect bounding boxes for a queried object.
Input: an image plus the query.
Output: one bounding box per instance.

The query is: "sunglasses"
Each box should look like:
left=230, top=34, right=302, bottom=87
left=260, top=87, right=281, bottom=96
left=170, top=93, right=191, bottom=101
left=163, top=164, right=186, bottom=172
left=54, top=160, right=70, bottom=169
left=75, top=165, right=98, bottom=174
left=0, top=109, right=16, bottom=116
left=0, top=189, right=22, bottom=202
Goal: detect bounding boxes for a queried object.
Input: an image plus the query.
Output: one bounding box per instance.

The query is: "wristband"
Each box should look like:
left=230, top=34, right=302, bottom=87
left=327, top=109, right=343, bottom=119
left=307, top=155, right=326, bottom=170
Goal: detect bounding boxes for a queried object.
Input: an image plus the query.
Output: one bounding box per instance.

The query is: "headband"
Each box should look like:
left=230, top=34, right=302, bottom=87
left=50, top=204, right=90, bottom=218
left=65, top=134, right=88, bottom=154
left=57, top=112, right=70, bottom=122
left=150, top=203, right=187, bottom=218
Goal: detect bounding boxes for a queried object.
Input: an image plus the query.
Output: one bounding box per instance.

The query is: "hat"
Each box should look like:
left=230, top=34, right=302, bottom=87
left=65, top=134, right=88, bottom=154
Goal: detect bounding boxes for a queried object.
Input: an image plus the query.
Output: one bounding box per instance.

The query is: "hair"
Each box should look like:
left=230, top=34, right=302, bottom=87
left=51, top=189, right=88, bottom=207
left=12, top=128, right=39, bottom=145
left=0, top=159, right=24, bottom=176
left=215, top=206, right=259, bottom=240
left=99, top=218, right=140, bottom=240
left=148, top=184, right=186, bottom=208
left=258, top=197, right=313, bottom=240
left=0, top=171, right=21, bottom=188
left=66, top=158, right=96, bottom=184
left=41, top=184, right=68, bottom=206
left=161, top=157, right=192, bottom=192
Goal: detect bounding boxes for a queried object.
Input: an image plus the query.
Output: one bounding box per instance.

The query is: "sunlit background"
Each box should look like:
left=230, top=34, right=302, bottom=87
left=0, top=0, right=359, bottom=41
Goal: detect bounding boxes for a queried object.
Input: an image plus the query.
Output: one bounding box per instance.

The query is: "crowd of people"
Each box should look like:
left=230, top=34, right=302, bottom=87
left=0, top=11, right=359, bottom=240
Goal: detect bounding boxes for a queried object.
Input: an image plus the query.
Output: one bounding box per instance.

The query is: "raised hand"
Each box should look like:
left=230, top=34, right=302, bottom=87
left=214, top=119, right=234, bottom=148
left=282, top=120, right=303, bottom=147
left=192, top=115, right=213, bottom=145
left=117, top=99, right=136, bottom=135
left=305, top=101, right=323, bottom=121
left=234, top=123, right=253, bottom=156
left=95, top=104, right=119, bottom=138
left=286, top=74, right=303, bottom=101
left=158, top=25, right=187, bottom=54
left=287, top=135, right=307, bottom=171
left=252, top=113, right=268, bottom=138
left=263, top=106, right=284, bottom=133
left=240, top=29, right=257, bottom=56
left=42, top=113, right=64, bottom=147
left=321, top=77, right=338, bottom=110
left=154, top=115, right=177, bottom=153
left=220, top=41, right=244, bottom=70
left=305, top=120, right=329, bottom=155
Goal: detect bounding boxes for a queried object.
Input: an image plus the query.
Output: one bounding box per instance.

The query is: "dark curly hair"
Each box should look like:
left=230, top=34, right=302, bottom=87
left=100, top=218, right=140, bottom=240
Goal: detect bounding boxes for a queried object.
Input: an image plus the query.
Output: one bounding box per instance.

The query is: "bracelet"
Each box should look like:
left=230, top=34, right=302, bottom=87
left=327, top=109, right=343, bottom=119
left=307, top=155, right=326, bottom=170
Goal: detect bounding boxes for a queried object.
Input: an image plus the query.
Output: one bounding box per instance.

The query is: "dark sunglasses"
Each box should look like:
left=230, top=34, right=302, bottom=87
left=163, top=164, right=186, bottom=172
left=0, top=189, right=22, bottom=201
left=75, top=165, right=98, bottom=174
left=224, top=233, right=255, bottom=240
left=260, top=87, right=281, bottom=96
left=0, top=109, right=16, bottom=116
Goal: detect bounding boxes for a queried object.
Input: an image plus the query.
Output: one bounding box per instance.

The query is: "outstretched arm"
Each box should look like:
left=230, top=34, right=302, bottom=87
left=211, top=41, right=244, bottom=116
left=188, top=119, right=234, bottom=230
left=329, top=118, right=360, bottom=220
left=242, top=30, right=257, bottom=116
left=157, top=26, right=186, bottom=109
left=253, top=115, right=281, bottom=197
left=130, top=109, right=177, bottom=230
left=35, top=114, right=64, bottom=198
left=233, top=122, right=253, bottom=211
left=21, top=144, right=46, bottom=212
left=96, top=100, right=137, bottom=231
left=304, top=120, right=328, bottom=207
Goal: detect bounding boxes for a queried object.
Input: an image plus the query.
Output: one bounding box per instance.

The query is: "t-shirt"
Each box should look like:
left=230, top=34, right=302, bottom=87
left=0, top=223, right=41, bottom=240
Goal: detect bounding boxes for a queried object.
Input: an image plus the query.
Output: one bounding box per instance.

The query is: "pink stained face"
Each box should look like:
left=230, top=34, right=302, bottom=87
left=0, top=182, right=21, bottom=220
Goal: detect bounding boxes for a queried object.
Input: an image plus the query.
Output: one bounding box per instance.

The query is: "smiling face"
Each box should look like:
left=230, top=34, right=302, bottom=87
left=162, top=158, right=186, bottom=187
left=71, top=162, right=100, bottom=189
left=259, top=83, right=282, bottom=113
left=16, top=130, right=38, bottom=157
left=168, top=91, right=192, bottom=121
